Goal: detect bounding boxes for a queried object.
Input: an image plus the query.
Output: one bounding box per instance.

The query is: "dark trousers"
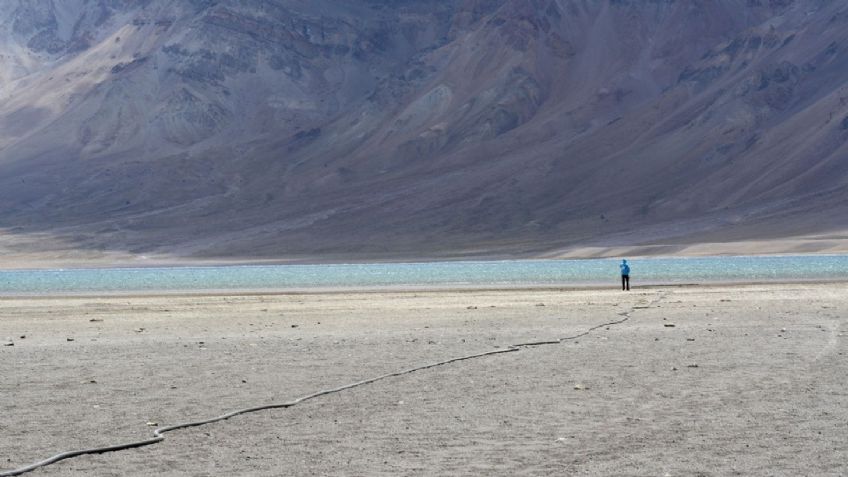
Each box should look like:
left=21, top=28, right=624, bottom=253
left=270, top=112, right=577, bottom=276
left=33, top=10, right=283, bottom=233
left=621, top=275, right=630, bottom=291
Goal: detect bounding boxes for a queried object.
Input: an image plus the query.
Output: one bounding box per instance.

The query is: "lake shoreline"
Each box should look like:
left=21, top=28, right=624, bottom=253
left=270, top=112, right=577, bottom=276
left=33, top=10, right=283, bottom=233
left=1, top=277, right=847, bottom=299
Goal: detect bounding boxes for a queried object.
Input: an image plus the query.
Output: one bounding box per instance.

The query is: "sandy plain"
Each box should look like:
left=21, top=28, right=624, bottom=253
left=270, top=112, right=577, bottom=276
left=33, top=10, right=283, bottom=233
left=1, top=283, right=847, bottom=476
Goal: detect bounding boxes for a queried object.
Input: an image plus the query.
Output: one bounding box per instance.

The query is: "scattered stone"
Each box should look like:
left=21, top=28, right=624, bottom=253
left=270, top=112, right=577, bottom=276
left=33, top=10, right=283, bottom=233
left=686, top=338, right=695, bottom=342
left=664, top=324, right=676, bottom=328
left=89, top=318, right=103, bottom=322
left=146, top=422, right=158, bottom=427
left=672, top=367, right=678, bottom=371
left=780, top=327, right=787, bottom=333
left=467, top=306, right=478, bottom=310
left=20, top=335, right=26, bottom=339
left=134, top=328, right=145, bottom=333
left=291, top=324, right=299, bottom=328
left=536, top=303, right=545, bottom=307
left=573, top=384, right=589, bottom=390
left=67, top=338, right=75, bottom=342
left=241, top=379, right=247, bottom=383
left=687, top=364, right=699, bottom=368
left=3, top=342, right=13, bottom=347
left=720, top=299, right=731, bottom=302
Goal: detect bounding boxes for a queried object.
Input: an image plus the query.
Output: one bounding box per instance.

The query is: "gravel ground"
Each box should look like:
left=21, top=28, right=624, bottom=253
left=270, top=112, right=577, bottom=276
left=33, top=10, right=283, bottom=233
left=1, top=283, right=846, bottom=476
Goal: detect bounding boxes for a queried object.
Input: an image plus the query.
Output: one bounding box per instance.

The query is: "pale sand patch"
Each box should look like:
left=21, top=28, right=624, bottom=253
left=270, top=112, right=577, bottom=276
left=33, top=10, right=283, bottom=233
left=1, top=284, right=847, bottom=476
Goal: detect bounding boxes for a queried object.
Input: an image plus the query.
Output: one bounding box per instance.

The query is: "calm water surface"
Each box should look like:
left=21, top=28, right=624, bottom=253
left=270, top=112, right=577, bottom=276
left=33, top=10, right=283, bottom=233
left=0, top=255, right=846, bottom=294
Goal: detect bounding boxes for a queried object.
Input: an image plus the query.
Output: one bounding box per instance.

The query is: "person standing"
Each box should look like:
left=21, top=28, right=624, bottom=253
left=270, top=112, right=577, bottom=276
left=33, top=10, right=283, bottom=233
left=620, top=259, right=630, bottom=291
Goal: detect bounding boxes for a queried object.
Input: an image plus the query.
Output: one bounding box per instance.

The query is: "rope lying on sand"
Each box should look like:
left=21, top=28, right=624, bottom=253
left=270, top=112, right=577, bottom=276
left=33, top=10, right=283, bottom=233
left=0, top=294, right=663, bottom=476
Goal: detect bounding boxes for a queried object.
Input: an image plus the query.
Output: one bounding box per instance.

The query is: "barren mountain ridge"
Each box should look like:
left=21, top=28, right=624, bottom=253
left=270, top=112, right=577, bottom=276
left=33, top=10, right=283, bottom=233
left=1, top=0, right=847, bottom=262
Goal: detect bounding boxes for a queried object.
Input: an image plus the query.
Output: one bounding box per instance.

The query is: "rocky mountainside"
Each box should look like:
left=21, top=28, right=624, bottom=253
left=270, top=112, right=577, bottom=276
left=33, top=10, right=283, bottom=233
left=1, top=0, right=847, bottom=262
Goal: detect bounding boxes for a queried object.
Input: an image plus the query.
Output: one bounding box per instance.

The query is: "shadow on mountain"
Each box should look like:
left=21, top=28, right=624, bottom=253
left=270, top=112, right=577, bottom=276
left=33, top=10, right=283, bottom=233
left=1, top=0, right=848, bottom=262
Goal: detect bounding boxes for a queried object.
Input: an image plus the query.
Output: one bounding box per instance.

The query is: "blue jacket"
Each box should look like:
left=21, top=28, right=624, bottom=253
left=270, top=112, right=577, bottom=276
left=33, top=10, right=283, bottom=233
left=620, top=262, right=630, bottom=275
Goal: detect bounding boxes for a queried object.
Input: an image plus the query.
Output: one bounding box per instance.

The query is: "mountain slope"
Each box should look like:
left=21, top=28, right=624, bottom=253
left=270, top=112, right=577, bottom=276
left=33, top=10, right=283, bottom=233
left=1, top=0, right=847, bottom=263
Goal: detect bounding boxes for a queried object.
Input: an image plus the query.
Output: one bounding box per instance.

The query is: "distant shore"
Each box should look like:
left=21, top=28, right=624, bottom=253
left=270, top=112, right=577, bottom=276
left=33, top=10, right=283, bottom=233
left=1, top=232, right=847, bottom=270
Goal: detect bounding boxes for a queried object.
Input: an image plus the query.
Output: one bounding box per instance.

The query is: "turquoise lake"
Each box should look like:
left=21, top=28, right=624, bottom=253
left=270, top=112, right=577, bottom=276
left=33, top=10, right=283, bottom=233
left=0, top=255, right=845, bottom=294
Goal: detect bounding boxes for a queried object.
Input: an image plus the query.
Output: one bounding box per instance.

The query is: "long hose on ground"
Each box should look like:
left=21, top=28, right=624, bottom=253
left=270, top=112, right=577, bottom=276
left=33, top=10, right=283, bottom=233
left=1, top=295, right=661, bottom=476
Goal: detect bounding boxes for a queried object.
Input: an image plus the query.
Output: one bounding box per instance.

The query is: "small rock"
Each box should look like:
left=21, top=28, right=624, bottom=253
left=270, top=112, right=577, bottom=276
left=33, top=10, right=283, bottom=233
left=664, top=324, right=676, bottom=328
left=134, top=328, right=145, bottom=333
left=687, top=364, right=699, bottom=368
left=146, top=422, right=158, bottom=427
left=573, top=384, right=589, bottom=390
left=89, top=318, right=103, bottom=322
left=535, top=303, right=545, bottom=307
left=291, top=324, right=299, bottom=328
left=686, top=338, right=695, bottom=342
left=467, top=306, right=478, bottom=310
left=780, top=328, right=787, bottom=333
left=241, top=379, right=247, bottom=384
left=672, top=367, right=678, bottom=371
left=19, top=335, right=26, bottom=339
left=3, top=342, right=13, bottom=347
left=66, top=338, right=75, bottom=342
